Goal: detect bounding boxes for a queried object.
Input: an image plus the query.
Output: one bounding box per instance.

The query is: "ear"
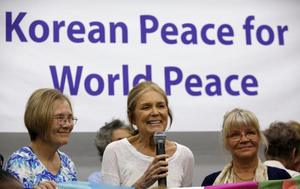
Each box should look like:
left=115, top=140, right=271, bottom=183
left=130, top=113, right=136, bottom=125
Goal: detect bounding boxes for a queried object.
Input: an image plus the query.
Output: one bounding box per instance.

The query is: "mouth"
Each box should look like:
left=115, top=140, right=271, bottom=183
left=238, top=146, right=254, bottom=150
left=146, top=120, right=162, bottom=125
left=57, top=131, right=71, bottom=136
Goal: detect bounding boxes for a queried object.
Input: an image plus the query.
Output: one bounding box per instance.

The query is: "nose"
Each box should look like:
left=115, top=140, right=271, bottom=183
left=150, top=107, right=159, bottom=116
left=240, top=133, right=250, bottom=142
left=61, top=118, right=74, bottom=126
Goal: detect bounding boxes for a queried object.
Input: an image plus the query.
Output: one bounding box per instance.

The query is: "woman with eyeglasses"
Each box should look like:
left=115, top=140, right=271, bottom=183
left=5, top=88, right=77, bottom=189
left=201, top=108, right=291, bottom=186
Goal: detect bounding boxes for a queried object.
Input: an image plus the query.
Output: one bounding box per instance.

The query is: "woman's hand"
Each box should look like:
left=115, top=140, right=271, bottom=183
left=133, top=154, right=169, bottom=189
left=34, top=181, right=57, bottom=189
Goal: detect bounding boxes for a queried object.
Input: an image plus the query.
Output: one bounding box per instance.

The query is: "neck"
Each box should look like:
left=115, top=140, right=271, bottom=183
left=232, top=156, right=258, bottom=181
left=129, top=134, right=156, bottom=156
left=30, top=138, right=58, bottom=161
left=232, top=156, right=258, bottom=172
left=30, top=138, right=61, bottom=175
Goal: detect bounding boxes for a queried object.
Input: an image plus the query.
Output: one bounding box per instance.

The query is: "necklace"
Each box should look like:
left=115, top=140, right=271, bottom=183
left=233, top=170, right=255, bottom=181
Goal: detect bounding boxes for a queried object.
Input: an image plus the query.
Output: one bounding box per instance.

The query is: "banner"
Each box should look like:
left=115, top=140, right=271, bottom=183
left=1, top=0, right=299, bottom=132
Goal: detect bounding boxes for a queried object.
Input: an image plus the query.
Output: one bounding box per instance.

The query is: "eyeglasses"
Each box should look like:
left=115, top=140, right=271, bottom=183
left=53, top=114, right=78, bottom=125
left=227, top=129, right=258, bottom=142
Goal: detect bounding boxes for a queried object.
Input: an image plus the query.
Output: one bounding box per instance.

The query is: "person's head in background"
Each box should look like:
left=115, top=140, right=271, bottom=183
left=25, top=88, right=77, bottom=147
left=95, top=119, right=134, bottom=161
left=287, top=120, right=300, bottom=172
left=264, top=121, right=300, bottom=172
left=0, top=169, right=23, bottom=189
left=288, top=120, right=300, bottom=137
left=222, top=108, right=267, bottom=161
left=0, top=154, right=23, bottom=189
left=127, top=81, right=173, bottom=135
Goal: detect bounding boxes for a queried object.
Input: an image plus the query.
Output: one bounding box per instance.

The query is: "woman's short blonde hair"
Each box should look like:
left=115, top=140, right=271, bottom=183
left=24, top=88, right=72, bottom=141
left=127, top=81, right=173, bottom=131
left=222, top=108, right=267, bottom=149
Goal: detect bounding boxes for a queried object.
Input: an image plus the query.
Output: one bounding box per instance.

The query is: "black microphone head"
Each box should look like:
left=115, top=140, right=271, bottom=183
left=153, top=131, right=166, bottom=144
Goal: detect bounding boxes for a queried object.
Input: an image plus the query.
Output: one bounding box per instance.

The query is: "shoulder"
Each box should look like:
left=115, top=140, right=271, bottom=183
left=5, top=147, right=39, bottom=187
left=57, top=150, right=77, bottom=179
left=57, top=150, right=74, bottom=163
left=201, top=171, right=221, bottom=186
left=6, top=146, right=35, bottom=168
left=7, top=146, right=34, bottom=159
left=106, top=138, right=128, bottom=151
left=175, top=143, right=194, bottom=158
left=58, top=150, right=76, bottom=168
left=267, top=166, right=292, bottom=180
left=103, top=138, right=130, bottom=157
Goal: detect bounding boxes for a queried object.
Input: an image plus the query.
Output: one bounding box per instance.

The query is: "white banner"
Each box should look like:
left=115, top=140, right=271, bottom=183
left=1, top=0, right=299, bottom=132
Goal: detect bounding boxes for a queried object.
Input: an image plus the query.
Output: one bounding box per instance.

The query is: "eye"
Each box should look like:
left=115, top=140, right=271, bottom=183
left=229, top=132, right=240, bottom=137
left=141, top=105, right=150, bottom=110
left=57, top=115, right=65, bottom=120
left=157, top=103, right=166, bottom=108
left=246, top=130, right=257, bottom=136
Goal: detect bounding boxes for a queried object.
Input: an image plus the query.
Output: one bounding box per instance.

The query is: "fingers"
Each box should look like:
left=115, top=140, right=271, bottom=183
left=150, top=160, right=168, bottom=173
left=149, top=163, right=168, bottom=179
left=148, top=155, right=169, bottom=179
left=34, top=181, right=57, bottom=189
left=153, top=154, right=169, bottom=163
left=134, top=155, right=169, bottom=188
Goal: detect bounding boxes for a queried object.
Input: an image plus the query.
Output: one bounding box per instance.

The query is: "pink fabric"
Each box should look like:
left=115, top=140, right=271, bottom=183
left=205, top=181, right=258, bottom=189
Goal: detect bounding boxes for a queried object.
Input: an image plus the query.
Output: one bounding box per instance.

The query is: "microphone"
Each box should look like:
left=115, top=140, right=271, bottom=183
left=153, top=131, right=167, bottom=187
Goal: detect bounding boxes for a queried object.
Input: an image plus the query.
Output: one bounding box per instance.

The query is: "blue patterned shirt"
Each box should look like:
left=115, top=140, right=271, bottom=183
left=5, top=146, right=77, bottom=188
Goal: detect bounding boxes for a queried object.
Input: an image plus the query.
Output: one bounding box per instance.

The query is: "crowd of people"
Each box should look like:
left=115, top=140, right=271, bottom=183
left=1, top=81, right=300, bottom=189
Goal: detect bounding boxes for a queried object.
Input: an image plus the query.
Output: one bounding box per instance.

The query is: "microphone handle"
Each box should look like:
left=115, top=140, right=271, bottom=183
left=156, top=142, right=167, bottom=186
left=156, top=141, right=166, bottom=155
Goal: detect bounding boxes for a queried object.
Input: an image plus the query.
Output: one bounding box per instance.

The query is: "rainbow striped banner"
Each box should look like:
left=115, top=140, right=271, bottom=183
left=58, top=176, right=300, bottom=189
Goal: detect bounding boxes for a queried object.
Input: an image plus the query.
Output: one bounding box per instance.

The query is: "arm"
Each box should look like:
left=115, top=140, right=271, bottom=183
left=181, top=147, right=195, bottom=187
left=5, top=153, right=35, bottom=188
left=101, top=143, right=122, bottom=185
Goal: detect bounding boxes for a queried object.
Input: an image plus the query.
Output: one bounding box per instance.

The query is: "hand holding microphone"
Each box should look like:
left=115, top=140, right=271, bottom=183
left=133, top=132, right=169, bottom=189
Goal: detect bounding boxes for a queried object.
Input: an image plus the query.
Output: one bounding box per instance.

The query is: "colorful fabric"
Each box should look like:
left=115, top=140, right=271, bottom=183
left=88, top=171, right=102, bottom=184
left=206, top=181, right=258, bottom=189
left=58, top=177, right=300, bottom=189
left=259, top=176, right=300, bottom=189
left=5, top=146, right=77, bottom=188
left=58, top=181, right=133, bottom=189
left=204, top=176, right=300, bottom=189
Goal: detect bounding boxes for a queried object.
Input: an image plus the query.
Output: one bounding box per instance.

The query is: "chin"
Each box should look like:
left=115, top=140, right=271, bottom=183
left=151, top=127, right=165, bottom=133
left=57, top=140, right=69, bottom=146
left=56, top=137, right=70, bottom=146
left=236, top=152, right=257, bottom=159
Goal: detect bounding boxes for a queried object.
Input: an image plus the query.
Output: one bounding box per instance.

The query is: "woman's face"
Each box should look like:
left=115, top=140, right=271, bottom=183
left=47, top=99, right=74, bottom=147
left=225, top=126, right=260, bottom=160
left=132, top=90, right=168, bottom=136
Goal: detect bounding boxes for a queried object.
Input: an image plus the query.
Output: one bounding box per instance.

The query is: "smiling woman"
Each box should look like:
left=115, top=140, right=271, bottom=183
left=5, top=88, right=77, bottom=189
left=101, top=81, right=194, bottom=189
left=201, top=108, right=291, bottom=186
